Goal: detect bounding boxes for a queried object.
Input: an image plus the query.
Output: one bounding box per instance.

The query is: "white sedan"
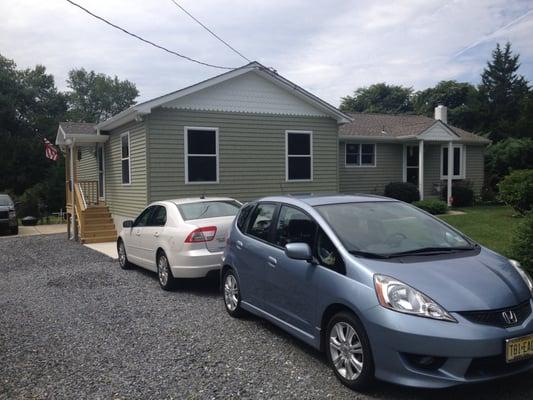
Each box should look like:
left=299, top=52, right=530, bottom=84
left=117, top=197, right=241, bottom=290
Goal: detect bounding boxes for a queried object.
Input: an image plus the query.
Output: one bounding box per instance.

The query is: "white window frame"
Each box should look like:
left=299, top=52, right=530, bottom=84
left=184, top=126, right=219, bottom=184
left=285, top=130, right=313, bottom=182
left=120, top=131, right=131, bottom=185
left=440, top=144, right=466, bottom=179
left=344, top=143, right=377, bottom=168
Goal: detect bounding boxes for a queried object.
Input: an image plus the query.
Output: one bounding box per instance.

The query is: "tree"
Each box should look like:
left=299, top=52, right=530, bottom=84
left=413, top=80, right=481, bottom=131
left=340, top=83, right=413, bottom=114
left=478, top=42, right=529, bottom=140
left=66, top=68, right=139, bottom=123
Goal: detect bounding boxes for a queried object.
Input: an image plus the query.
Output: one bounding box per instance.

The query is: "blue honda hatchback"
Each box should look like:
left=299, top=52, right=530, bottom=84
left=221, top=194, right=533, bottom=390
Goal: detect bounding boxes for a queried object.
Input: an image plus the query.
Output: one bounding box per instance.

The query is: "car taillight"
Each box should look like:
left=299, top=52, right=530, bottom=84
left=184, top=226, right=217, bottom=243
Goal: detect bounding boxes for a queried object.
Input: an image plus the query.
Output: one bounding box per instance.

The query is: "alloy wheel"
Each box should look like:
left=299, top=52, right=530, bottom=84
left=329, top=321, right=364, bottom=381
left=224, top=273, right=239, bottom=312
left=158, top=254, right=169, bottom=286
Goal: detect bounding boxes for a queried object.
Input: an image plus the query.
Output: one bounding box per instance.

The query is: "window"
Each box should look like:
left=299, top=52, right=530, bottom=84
left=148, top=206, right=167, bottom=227
left=286, top=131, right=312, bottom=181
left=185, top=127, right=218, bottom=183
left=247, top=203, right=277, bottom=242
left=274, top=206, right=317, bottom=248
left=345, top=143, right=376, bottom=167
left=133, top=206, right=154, bottom=228
left=121, top=132, right=131, bottom=185
left=176, top=200, right=241, bottom=221
left=316, top=229, right=345, bottom=274
left=405, top=145, right=419, bottom=185
left=441, top=145, right=464, bottom=179
left=237, top=203, right=255, bottom=231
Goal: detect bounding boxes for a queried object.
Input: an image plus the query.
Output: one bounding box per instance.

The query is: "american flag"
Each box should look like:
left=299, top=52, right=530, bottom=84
left=44, top=138, right=59, bottom=161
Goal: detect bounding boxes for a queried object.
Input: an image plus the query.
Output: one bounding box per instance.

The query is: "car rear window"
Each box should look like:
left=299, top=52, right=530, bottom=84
left=177, top=201, right=241, bottom=221
left=0, top=195, right=13, bottom=207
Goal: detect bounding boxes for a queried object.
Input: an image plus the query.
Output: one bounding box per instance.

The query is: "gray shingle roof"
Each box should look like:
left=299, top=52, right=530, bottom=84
left=339, top=112, right=489, bottom=143
left=59, top=122, right=96, bottom=135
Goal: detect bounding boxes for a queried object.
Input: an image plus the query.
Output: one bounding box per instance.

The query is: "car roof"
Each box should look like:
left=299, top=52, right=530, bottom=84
left=166, top=197, right=239, bottom=205
left=256, top=193, right=396, bottom=207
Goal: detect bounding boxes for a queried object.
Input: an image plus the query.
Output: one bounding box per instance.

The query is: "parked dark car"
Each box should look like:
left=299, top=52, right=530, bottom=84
left=0, top=194, right=18, bottom=235
left=221, top=194, right=533, bottom=390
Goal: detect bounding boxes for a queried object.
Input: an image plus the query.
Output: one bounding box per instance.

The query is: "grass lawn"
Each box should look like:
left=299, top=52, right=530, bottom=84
left=439, top=205, right=521, bottom=257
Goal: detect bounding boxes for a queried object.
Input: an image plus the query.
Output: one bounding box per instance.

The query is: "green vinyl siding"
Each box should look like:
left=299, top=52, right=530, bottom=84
left=146, top=108, right=338, bottom=203
left=77, top=146, right=98, bottom=182
left=423, top=144, right=442, bottom=198
left=339, top=142, right=403, bottom=195
left=104, top=121, right=148, bottom=217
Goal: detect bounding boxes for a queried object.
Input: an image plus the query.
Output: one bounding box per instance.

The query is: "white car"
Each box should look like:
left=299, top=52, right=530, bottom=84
left=117, top=197, right=242, bottom=290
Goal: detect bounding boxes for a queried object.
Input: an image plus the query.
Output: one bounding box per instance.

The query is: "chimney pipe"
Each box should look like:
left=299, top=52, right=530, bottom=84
left=434, top=105, right=447, bottom=124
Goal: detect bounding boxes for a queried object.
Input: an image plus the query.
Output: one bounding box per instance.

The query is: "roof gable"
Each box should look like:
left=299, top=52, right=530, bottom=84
left=418, top=121, right=460, bottom=141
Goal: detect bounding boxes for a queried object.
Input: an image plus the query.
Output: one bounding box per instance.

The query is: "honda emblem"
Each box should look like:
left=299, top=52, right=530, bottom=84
left=502, top=310, right=518, bottom=325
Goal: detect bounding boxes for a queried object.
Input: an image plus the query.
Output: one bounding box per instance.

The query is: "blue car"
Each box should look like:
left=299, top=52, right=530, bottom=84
left=221, top=194, right=533, bottom=390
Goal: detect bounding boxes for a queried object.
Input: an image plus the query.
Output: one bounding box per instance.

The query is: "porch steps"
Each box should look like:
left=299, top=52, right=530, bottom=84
left=79, top=204, right=117, bottom=244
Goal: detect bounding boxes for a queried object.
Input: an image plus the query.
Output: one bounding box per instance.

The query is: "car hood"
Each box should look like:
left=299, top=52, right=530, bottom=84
left=361, top=248, right=531, bottom=312
left=0, top=205, right=13, bottom=211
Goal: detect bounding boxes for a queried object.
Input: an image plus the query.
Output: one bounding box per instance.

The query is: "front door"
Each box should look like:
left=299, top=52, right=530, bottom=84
left=97, top=144, right=105, bottom=200
left=405, top=145, right=419, bottom=186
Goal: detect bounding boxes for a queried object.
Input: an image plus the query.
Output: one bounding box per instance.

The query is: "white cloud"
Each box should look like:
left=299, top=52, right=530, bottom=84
left=0, top=0, right=531, bottom=107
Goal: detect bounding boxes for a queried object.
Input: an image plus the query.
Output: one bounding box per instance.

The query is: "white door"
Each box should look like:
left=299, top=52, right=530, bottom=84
left=97, top=145, right=105, bottom=200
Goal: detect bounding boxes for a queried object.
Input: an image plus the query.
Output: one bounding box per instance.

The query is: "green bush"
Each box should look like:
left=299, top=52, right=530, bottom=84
left=485, top=138, right=533, bottom=184
left=509, top=212, right=533, bottom=272
left=497, top=169, right=533, bottom=215
left=441, top=181, right=475, bottom=207
left=413, top=199, right=449, bottom=215
left=384, top=182, right=420, bottom=203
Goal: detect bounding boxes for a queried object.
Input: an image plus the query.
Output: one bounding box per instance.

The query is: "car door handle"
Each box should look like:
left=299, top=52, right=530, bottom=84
left=154, top=232, right=160, bottom=238
left=267, top=256, right=277, bottom=268
left=236, top=240, right=244, bottom=249
left=135, top=230, right=141, bottom=236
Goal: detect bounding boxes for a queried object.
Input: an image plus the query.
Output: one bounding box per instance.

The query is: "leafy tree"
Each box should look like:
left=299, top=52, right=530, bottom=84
left=340, top=83, right=413, bottom=114
left=478, top=42, right=529, bottom=140
left=413, top=80, right=481, bottom=131
left=66, top=68, right=139, bottom=123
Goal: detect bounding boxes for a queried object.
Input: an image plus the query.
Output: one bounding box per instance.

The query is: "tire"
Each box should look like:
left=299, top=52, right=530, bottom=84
left=222, top=268, right=244, bottom=318
left=157, top=251, right=176, bottom=291
left=117, top=240, right=132, bottom=270
left=326, top=311, right=375, bottom=391
left=10, top=225, right=18, bottom=235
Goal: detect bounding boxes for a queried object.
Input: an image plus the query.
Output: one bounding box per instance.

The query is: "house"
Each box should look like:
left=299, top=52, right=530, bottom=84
left=56, top=62, right=489, bottom=243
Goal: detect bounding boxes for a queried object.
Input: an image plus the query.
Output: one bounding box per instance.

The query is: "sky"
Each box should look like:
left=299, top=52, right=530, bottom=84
left=1, top=0, right=532, bottom=106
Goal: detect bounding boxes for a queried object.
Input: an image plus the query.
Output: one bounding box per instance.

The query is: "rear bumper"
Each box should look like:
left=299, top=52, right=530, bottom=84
left=364, top=299, right=533, bottom=388
left=168, top=248, right=223, bottom=278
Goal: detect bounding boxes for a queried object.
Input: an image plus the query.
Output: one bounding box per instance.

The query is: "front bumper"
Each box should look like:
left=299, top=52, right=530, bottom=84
left=0, top=218, right=16, bottom=228
left=364, top=299, right=533, bottom=388
left=168, top=248, right=223, bottom=278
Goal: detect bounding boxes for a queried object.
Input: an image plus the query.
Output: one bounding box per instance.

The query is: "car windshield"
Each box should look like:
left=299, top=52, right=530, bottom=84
left=177, top=200, right=241, bottom=221
left=0, top=195, right=13, bottom=207
left=314, top=201, right=473, bottom=257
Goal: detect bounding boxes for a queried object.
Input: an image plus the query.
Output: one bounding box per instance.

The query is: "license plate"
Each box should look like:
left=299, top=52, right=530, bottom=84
left=506, top=334, right=533, bottom=363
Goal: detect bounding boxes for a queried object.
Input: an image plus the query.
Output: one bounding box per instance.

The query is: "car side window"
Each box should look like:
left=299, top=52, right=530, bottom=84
left=237, top=203, right=255, bottom=232
left=275, top=205, right=317, bottom=248
left=148, top=206, right=167, bottom=227
left=247, top=203, right=277, bottom=242
left=133, top=206, right=154, bottom=228
left=316, top=229, right=345, bottom=275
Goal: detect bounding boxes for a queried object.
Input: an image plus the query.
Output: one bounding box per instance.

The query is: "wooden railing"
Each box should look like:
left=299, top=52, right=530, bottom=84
left=78, top=180, right=99, bottom=206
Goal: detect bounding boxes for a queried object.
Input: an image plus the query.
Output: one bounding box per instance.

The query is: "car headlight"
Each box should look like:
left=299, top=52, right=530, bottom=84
left=8, top=210, right=16, bottom=218
left=510, top=259, right=533, bottom=296
left=374, top=274, right=456, bottom=322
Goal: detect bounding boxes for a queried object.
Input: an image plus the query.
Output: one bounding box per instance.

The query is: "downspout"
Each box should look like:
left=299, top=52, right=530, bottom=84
left=70, top=139, right=77, bottom=241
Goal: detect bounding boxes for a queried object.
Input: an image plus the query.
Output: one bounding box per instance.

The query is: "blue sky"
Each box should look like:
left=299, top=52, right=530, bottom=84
left=1, top=0, right=532, bottom=106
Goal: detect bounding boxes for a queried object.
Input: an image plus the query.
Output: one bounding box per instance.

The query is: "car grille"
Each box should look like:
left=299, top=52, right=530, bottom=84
left=459, top=300, right=531, bottom=328
left=0, top=211, right=8, bottom=219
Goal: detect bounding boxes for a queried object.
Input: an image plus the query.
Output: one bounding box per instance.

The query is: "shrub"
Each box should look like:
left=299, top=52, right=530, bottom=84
left=384, top=182, right=420, bottom=203
left=509, top=212, right=533, bottom=272
left=441, top=181, right=475, bottom=207
left=413, top=199, right=448, bottom=215
left=497, top=169, right=533, bottom=215
left=485, top=138, right=533, bottom=183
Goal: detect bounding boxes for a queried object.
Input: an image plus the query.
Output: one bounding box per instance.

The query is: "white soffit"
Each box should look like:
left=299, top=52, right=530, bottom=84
left=160, top=71, right=328, bottom=117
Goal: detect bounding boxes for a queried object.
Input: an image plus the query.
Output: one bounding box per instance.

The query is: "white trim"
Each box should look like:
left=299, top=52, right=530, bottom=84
left=184, top=126, right=219, bottom=184
left=285, top=130, right=313, bottom=182
left=120, top=131, right=131, bottom=186
left=418, top=140, right=424, bottom=200
left=97, top=144, right=106, bottom=200
left=344, top=142, right=377, bottom=168
left=402, top=144, right=407, bottom=182
left=440, top=144, right=465, bottom=179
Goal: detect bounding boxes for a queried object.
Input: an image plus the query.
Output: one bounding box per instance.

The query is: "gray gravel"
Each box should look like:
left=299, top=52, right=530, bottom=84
left=1, top=234, right=532, bottom=399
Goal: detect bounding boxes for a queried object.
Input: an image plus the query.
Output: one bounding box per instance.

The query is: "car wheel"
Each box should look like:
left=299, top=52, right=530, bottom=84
left=10, top=225, right=18, bottom=235
left=222, top=269, right=244, bottom=317
left=326, top=311, right=374, bottom=390
left=157, top=251, right=176, bottom=290
left=117, top=240, right=132, bottom=270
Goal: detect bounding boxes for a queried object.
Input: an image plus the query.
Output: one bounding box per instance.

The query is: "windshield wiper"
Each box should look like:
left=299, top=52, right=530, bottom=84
left=386, top=246, right=475, bottom=258
left=348, top=250, right=392, bottom=259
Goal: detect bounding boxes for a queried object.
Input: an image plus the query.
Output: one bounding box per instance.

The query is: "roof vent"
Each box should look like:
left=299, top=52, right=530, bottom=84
left=434, top=105, right=447, bottom=124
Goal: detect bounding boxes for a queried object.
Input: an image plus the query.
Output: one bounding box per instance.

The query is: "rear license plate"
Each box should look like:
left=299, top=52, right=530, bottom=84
left=506, top=334, right=533, bottom=363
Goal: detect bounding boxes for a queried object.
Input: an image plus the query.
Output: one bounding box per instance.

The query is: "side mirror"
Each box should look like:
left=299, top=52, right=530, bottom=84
left=123, top=220, right=133, bottom=228
left=285, top=242, right=313, bottom=262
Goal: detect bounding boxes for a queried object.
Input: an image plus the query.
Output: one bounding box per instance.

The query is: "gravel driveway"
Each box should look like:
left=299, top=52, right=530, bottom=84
left=1, top=234, right=532, bottom=399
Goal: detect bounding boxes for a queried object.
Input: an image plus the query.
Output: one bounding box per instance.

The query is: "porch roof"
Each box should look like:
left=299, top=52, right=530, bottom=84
left=56, top=122, right=108, bottom=147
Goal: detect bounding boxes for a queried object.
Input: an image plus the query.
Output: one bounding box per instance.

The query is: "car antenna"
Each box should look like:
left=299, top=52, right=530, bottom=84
left=200, top=192, right=205, bottom=199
